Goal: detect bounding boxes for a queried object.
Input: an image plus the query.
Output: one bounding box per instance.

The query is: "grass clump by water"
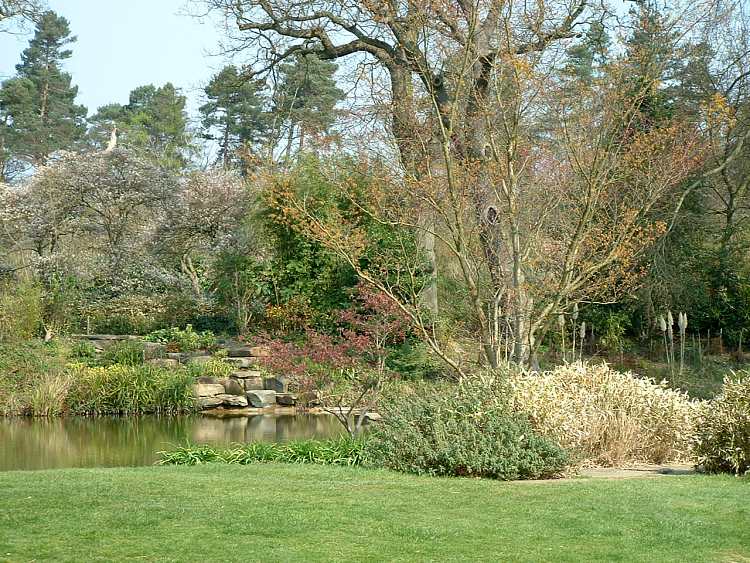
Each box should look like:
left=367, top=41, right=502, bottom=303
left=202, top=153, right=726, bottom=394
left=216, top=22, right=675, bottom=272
left=99, top=340, right=147, bottom=367
left=66, top=363, right=196, bottom=415
left=158, top=437, right=368, bottom=467
left=0, top=340, right=70, bottom=416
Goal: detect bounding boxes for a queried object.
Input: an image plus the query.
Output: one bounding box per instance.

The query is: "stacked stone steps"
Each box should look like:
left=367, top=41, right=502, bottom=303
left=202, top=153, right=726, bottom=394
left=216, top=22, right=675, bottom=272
left=188, top=345, right=296, bottom=411
left=71, top=335, right=314, bottom=412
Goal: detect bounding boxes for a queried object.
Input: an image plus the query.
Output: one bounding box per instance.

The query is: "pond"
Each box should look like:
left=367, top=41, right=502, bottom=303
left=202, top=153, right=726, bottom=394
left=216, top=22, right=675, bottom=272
left=0, top=413, right=347, bottom=471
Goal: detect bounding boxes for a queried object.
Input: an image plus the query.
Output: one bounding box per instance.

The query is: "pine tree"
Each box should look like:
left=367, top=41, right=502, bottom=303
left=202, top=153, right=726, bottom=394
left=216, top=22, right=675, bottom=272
left=89, top=83, right=193, bottom=171
left=621, top=2, right=678, bottom=128
left=562, top=21, right=609, bottom=86
left=273, top=54, right=344, bottom=156
left=199, top=65, right=268, bottom=168
left=0, top=10, right=86, bottom=179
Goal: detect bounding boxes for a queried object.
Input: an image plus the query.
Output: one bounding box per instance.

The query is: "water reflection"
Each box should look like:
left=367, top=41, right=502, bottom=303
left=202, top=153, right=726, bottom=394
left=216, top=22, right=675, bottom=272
left=0, top=414, right=346, bottom=471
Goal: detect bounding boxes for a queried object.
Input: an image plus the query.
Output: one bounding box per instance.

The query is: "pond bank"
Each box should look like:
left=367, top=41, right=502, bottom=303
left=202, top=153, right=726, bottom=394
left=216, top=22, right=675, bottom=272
left=0, top=413, right=348, bottom=471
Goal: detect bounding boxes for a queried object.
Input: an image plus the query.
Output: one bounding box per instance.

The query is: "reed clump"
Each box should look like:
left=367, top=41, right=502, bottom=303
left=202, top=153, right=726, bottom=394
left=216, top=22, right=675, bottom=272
left=158, top=437, right=369, bottom=467
left=66, top=363, right=196, bottom=415
left=508, top=362, right=699, bottom=466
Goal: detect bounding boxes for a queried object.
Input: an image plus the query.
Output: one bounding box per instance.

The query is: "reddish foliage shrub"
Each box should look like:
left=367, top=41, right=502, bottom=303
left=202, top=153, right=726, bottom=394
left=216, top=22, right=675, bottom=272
left=250, top=282, right=410, bottom=386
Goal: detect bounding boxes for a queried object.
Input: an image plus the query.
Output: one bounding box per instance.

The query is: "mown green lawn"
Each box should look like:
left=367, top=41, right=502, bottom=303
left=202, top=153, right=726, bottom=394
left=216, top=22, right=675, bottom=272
left=0, top=464, right=748, bottom=562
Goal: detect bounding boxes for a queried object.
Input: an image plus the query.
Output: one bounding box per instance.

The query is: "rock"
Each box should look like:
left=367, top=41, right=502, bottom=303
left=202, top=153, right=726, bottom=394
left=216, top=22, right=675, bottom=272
left=243, top=376, right=264, bottom=391
left=246, top=390, right=277, bottom=408
left=298, top=390, right=322, bottom=407
left=223, top=378, right=245, bottom=396
left=364, top=412, right=383, bottom=422
left=72, top=334, right=138, bottom=341
left=166, top=352, right=185, bottom=363
left=249, top=346, right=270, bottom=357
left=276, top=393, right=297, bottom=406
left=217, top=394, right=248, bottom=408
left=188, top=355, right=214, bottom=365
left=224, top=357, right=257, bottom=369
left=194, top=383, right=224, bottom=397
left=147, top=358, right=179, bottom=368
left=196, top=376, right=219, bottom=385
left=143, top=342, right=167, bottom=360
left=263, top=376, right=288, bottom=393
left=226, top=347, right=253, bottom=358
left=198, top=396, right=223, bottom=409
left=231, top=369, right=262, bottom=379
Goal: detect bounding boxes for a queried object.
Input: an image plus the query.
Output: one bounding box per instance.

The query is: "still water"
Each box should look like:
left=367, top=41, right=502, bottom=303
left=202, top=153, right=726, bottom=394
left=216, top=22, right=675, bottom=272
left=0, top=414, right=346, bottom=471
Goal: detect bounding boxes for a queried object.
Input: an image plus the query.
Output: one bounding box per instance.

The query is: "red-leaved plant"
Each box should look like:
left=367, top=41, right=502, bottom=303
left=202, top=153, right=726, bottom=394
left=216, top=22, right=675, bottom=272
left=250, top=281, right=410, bottom=435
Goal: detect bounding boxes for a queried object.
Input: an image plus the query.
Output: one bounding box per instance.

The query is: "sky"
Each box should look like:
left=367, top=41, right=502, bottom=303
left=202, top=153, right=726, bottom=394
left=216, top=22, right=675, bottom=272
left=0, top=0, right=228, bottom=117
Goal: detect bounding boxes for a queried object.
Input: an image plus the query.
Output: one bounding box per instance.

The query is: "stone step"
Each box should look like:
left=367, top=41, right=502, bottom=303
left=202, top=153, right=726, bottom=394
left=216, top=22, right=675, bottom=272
left=195, top=383, right=224, bottom=397
left=224, top=357, right=258, bottom=369
left=231, top=370, right=262, bottom=379
left=276, top=393, right=297, bottom=406
left=263, top=376, right=288, bottom=393
left=226, top=346, right=271, bottom=358
left=246, top=390, right=276, bottom=408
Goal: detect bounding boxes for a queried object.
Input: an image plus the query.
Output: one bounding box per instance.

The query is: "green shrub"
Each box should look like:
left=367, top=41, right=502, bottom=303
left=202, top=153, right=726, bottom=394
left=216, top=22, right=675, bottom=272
left=386, top=341, right=445, bottom=379
left=66, top=364, right=195, bottom=415
left=145, top=325, right=216, bottom=352
left=694, top=374, right=750, bottom=475
left=0, top=340, right=70, bottom=415
left=29, top=374, right=72, bottom=416
left=69, top=340, right=98, bottom=362
left=82, top=294, right=166, bottom=335
left=185, top=356, right=233, bottom=380
left=368, top=375, right=569, bottom=480
left=158, top=437, right=368, bottom=466
left=0, top=280, right=42, bottom=342
left=100, top=340, right=145, bottom=366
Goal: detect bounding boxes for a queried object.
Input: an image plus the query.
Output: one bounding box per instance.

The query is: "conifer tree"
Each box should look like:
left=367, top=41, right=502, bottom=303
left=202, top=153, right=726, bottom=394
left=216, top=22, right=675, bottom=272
left=0, top=10, right=86, bottom=180
left=273, top=54, right=344, bottom=156
left=199, top=65, right=268, bottom=168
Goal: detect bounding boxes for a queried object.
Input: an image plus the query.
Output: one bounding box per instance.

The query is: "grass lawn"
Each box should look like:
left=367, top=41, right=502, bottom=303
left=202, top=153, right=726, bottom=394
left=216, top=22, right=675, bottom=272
left=0, top=465, right=748, bottom=562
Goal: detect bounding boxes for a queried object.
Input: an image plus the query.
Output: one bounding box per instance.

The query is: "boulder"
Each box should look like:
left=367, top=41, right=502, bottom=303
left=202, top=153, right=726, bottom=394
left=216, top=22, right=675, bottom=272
left=147, top=358, right=179, bottom=369
left=217, top=394, right=248, bottom=408
left=246, top=390, right=277, bottom=408
left=276, top=393, right=297, bottom=406
left=226, top=347, right=253, bottom=358
left=224, top=357, right=257, bottom=369
left=249, top=346, right=271, bottom=358
left=298, top=390, right=322, bottom=407
left=166, top=352, right=185, bottom=363
left=196, top=376, right=219, bottom=385
left=364, top=412, right=383, bottom=422
left=231, top=369, right=262, bottom=379
left=194, top=383, right=224, bottom=397
left=263, top=376, right=288, bottom=393
left=198, top=396, right=223, bottom=409
left=143, top=342, right=167, bottom=360
left=223, top=378, right=245, bottom=396
left=243, top=376, right=264, bottom=391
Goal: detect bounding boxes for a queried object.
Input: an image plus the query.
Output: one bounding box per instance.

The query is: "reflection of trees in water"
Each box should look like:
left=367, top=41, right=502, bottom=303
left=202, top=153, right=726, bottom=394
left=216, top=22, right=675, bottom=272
left=1, top=414, right=346, bottom=470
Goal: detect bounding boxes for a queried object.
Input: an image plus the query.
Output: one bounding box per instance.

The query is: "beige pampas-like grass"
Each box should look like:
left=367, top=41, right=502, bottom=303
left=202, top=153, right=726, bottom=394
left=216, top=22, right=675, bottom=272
left=509, top=363, right=699, bottom=467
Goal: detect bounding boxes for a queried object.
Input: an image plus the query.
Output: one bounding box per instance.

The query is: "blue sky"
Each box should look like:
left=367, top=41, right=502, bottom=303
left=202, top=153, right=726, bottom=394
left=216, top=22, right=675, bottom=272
left=0, top=0, right=227, bottom=116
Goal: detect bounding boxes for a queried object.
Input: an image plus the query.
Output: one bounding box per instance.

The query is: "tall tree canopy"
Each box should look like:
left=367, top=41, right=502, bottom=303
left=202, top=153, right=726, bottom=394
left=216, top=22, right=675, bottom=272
left=199, top=65, right=268, bottom=169
left=89, top=83, right=193, bottom=171
left=0, top=10, right=86, bottom=180
left=272, top=54, right=344, bottom=155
